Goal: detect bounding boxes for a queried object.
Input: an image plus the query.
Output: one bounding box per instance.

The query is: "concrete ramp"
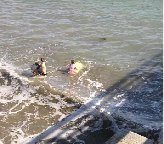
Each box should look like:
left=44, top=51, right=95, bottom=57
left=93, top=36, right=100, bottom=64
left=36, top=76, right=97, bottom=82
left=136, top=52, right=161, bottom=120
left=105, top=130, right=153, bottom=144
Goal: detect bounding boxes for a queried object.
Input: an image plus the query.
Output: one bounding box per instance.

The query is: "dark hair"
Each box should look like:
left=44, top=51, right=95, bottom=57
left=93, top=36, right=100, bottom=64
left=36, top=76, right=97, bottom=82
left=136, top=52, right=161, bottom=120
left=41, top=58, right=45, bottom=62
left=71, top=60, right=75, bottom=64
left=35, top=62, right=39, bottom=66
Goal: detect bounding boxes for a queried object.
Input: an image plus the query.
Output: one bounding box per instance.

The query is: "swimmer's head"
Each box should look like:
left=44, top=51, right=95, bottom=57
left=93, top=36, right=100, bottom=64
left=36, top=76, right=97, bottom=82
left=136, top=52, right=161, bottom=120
left=41, top=58, right=45, bottom=62
left=71, top=60, right=75, bottom=64
left=35, top=62, right=39, bottom=66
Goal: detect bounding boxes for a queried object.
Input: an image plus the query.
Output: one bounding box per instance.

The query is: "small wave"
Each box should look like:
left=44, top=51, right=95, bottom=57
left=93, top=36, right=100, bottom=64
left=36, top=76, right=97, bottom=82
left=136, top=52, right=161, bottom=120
left=0, top=61, right=83, bottom=144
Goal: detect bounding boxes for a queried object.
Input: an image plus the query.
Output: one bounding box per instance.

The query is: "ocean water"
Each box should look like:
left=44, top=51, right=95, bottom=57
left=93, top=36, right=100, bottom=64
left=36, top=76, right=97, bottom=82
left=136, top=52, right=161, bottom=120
left=0, top=0, right=162, bottom=143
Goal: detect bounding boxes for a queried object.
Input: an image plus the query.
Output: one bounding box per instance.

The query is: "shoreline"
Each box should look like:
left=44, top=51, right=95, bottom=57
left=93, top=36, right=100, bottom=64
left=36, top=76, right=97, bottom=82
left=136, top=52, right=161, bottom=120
left=26, top=97, right=161, bottom=144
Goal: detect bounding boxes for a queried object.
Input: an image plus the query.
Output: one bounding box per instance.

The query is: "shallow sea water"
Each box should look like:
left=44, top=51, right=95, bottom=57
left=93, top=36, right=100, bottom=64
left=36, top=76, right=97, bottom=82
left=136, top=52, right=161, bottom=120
left=0, top=0, right=162, bottom=143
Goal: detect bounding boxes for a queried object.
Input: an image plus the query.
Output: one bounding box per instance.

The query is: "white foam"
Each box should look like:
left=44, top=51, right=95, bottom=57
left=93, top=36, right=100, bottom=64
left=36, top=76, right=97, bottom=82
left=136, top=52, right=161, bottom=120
left=0, top=60, right=30, bottom=84
left=10, top=128, right=25, bottom=144
left=86, top=78, right=103, bottom=89
left=0, top=60, right=18, bottom=77
left=0, top=86, right=14, bottom=98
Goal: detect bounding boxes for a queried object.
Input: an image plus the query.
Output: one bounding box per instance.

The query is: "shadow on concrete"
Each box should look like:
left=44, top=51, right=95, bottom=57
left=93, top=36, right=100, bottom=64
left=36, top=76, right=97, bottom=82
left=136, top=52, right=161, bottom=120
left=27, top=53, right=163, bottom=144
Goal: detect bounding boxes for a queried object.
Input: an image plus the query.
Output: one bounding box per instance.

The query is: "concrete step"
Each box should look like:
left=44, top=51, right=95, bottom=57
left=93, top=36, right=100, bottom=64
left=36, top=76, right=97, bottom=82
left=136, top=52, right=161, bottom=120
left=105, top=130, right=153, bottom=144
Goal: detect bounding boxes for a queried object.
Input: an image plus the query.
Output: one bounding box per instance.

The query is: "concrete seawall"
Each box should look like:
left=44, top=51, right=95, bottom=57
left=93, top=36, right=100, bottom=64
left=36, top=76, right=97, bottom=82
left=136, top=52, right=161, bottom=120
left=27, top=102, right=159, bottom=144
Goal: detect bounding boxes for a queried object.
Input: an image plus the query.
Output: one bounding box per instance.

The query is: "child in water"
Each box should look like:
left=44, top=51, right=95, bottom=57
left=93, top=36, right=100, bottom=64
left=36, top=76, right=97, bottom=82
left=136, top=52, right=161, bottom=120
left=31, top=62, right=40, bottom=76
left=67, top=60, right=77, bottom=75
left=31, top=58, right=47, bottom=76
left=40, top=58, right=47, bottom=76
